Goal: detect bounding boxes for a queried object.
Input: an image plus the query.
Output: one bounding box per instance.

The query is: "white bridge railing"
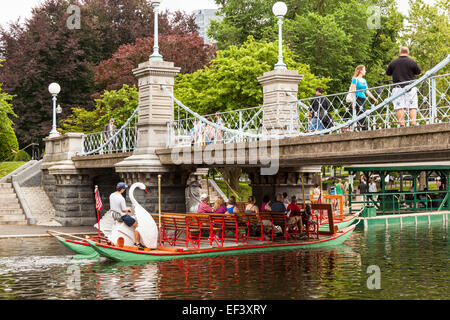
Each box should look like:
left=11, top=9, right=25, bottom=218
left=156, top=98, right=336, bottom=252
left=80, top=107, right=139, bottom=156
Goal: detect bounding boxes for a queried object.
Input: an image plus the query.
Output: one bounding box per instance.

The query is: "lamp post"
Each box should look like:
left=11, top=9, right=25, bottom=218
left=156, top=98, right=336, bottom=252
left=48, top=82, right=61, bottom=137
left=272, top=1, right=287, bottom=70
left=150, top=0, right=163, bottom=61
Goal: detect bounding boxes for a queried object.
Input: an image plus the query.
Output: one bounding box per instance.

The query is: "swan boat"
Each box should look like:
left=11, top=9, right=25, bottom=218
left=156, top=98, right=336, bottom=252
left=86, top=224, right=356, bottom=262
left=51, top=182, right=357, bottom=262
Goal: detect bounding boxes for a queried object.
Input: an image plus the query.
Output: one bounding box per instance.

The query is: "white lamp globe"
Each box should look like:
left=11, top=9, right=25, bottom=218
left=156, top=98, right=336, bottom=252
left=272, top=1, right=287, bottom=17
left=48, top=83, right=61, bottom=95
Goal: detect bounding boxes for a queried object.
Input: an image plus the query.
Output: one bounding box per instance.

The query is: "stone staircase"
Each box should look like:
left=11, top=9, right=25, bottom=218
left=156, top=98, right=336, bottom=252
left=0, top=183, right=27, bottom=225
left=200, top=179, right=226, bottom=204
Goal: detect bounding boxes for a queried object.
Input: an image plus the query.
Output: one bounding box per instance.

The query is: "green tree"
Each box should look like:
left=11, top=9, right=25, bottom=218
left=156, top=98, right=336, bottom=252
left=401, top=0, right=449, bottom=71
left=209, top=0, right=404, bottom=93
left=174, top=36, right=329, bottom=116
left=62, top=84, right=138, bottom=133
left=0, top=62, right=19, bottom=160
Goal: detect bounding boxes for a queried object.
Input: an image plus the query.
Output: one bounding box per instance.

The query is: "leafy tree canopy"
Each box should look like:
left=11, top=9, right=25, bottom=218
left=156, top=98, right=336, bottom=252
left=174, top=37, right=330, bottom=117
left=0, top=61, right=19, bottom=160
left=62, top=84, right=138, bottom=133
left=209, top=0, right=405, bottom=92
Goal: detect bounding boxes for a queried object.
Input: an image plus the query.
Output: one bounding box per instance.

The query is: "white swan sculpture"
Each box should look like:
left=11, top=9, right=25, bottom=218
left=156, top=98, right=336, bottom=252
left=129, top=182, right=158, bottom=249
left=94, top=182, right=158, bottom=249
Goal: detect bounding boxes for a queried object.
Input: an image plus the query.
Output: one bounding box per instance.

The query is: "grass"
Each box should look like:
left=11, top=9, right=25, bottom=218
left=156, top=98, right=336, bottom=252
left=0, top=161, right=27, bottom=178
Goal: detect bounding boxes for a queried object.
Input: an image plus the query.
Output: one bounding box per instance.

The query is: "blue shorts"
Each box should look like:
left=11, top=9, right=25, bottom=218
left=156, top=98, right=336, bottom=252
left=122, top=215, right=136, bottom=227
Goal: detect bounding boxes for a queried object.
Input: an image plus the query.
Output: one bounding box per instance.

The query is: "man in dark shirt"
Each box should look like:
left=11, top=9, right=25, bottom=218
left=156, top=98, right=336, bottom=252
left=308, top=87, right=332, bottom=131
left=386, top=47, right=421, bottom=126
left=270, top=193, right=286, bottom=212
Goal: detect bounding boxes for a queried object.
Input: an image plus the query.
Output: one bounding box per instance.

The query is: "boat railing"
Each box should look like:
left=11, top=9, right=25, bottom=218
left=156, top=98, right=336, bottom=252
left=350, top=189, right=449, bottom=215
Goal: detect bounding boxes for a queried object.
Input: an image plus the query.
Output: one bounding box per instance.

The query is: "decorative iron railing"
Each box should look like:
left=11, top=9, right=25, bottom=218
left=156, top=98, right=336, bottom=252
left=81, top=107, right=139, bottom=155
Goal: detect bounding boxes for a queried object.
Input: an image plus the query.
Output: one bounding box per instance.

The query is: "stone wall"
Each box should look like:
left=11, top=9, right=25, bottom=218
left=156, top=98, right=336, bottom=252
left=42, top=170, right=97, bottom=226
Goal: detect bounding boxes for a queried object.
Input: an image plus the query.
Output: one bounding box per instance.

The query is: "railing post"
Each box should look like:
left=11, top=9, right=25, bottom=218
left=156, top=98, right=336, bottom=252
left=239, top=110, right=243, bottom=142
left=431, top=77, right=437, bottom=123
left=81, top=134, right=86, bottom=155
left=122, top=128, right=126, bottom=153
left=100, top=132, right=104, bottom=155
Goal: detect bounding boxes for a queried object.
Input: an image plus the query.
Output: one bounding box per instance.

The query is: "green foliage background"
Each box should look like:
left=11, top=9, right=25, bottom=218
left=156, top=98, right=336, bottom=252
left=0, top=61, right=18, bottom=161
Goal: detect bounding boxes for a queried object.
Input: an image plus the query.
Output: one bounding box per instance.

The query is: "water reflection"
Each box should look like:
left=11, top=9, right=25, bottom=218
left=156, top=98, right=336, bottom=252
left=0, top=221, right=447, bottom=300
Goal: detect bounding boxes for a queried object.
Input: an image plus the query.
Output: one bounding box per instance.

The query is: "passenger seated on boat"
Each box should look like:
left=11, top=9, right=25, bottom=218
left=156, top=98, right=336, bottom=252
left=245, top=196, right=259, bottom=214
left=261, top=195, right=272, bottom=212
left=110, top=182, right=145, bottom=250
left=213, top=196, right=227, bottom=213
left=270, top=194, right=286, bottom=212
left=197, top=194, right=214, bottom=213
left=227, top=196, right=240, bottom=214
left=286, top=196, right=302, bottom=233
left=246, top=196, right=273, bottom=236
left=302, top=203, right=318, bottom=233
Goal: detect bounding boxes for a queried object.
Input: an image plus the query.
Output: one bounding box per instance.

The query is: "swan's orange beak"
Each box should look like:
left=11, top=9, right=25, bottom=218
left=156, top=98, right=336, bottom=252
left=144, top=189, right=149, bottom=194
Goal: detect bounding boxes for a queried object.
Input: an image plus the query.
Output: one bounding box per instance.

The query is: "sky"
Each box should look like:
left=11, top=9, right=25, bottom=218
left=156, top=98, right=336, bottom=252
left=0, top=0, right=435, bottom=29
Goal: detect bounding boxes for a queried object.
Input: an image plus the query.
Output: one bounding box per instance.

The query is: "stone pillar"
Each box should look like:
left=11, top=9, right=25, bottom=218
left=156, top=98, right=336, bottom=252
left=115, top=60, right=191, bottom=213
left=257, top=69, right=303, bottom=135
left=115, top=60, right=181, bottom=173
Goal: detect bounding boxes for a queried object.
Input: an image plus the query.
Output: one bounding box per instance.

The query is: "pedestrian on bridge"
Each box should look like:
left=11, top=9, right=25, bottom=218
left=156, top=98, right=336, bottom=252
left=386, top=47, right=422, bottom=126
left=308, top=87, right=332, bottom=131
left=104, top=118, right=117, bottom=152
left=349, top=65, right=379, bottom=130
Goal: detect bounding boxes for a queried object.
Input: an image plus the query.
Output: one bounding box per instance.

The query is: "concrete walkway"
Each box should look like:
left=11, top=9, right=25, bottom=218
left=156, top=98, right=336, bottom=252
left=0, top=225, right=98, bottom=238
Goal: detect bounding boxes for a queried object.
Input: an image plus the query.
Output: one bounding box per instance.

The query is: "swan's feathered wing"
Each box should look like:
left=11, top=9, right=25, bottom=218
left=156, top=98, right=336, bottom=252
left=134, top=204, right=158, bottom=249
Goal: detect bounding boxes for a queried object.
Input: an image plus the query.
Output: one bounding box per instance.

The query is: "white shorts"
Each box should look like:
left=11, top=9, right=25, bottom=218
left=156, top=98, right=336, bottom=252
left=392, top=87, right=418, bottom=110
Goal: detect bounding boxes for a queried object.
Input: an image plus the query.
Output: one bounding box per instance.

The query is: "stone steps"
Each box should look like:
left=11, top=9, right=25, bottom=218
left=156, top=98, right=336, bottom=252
left=200, top=180, right=222, bottom=203
left=0, top=208, right=24, bottom=215
left=0, top=182, right=27, bottom=225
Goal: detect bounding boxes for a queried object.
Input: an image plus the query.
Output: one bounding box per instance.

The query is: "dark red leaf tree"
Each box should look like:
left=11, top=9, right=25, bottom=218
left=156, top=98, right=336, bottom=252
left=94, top=34, right=216, bottom=92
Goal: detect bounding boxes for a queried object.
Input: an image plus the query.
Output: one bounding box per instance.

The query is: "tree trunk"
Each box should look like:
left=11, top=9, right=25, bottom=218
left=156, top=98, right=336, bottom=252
left=221, top=167, right=241, bottom=196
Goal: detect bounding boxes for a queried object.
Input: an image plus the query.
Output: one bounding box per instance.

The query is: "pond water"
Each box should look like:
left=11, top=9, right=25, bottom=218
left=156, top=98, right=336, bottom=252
left=0, top=221, right=448, bottom=300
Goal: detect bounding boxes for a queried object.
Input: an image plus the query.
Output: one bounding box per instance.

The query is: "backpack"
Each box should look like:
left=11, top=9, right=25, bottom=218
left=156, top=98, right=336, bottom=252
left=346, top=78, right=357, bottom=103
left=109, top=210, right=123, bottom=222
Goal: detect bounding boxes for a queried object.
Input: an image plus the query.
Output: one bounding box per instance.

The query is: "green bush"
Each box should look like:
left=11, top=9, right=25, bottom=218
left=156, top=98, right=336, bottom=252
left=11, top=150, right=31, bottom=161
left=0, top=126, right=19, bottom=161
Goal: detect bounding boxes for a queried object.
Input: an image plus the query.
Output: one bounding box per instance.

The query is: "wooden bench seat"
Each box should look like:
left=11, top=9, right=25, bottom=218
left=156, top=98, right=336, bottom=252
left=209, top=214, right=248, bottom=245
left=159, top=214, right=202, bottom=248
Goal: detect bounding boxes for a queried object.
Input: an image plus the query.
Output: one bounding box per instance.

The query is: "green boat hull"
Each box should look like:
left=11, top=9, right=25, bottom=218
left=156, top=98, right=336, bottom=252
left=56, top=236, right=99, bottom=260
left=87, top=225, right=356, bottom=263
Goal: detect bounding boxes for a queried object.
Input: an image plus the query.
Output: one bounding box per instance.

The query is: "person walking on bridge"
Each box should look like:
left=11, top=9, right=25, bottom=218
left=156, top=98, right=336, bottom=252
left=349, top=65, right=379, bottom=130
left=386, top=47, right=422, bottom=126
